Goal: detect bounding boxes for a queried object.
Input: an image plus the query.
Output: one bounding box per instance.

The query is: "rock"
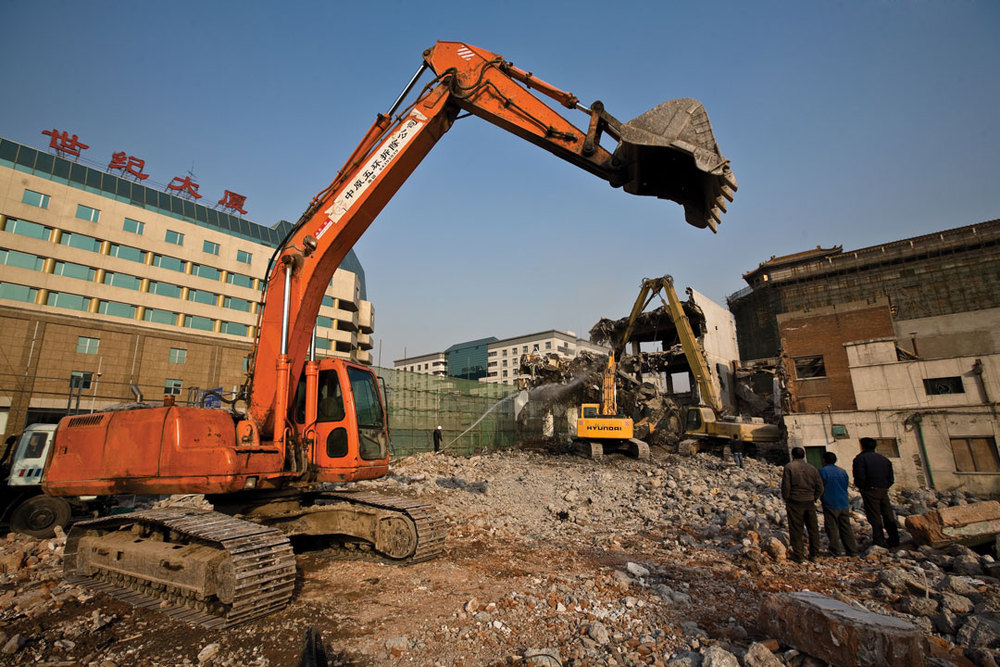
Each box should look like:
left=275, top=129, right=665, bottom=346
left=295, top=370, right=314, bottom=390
left=744, top=642, right=783, bottom=667
left=702, top=644, right=740, bottom=667
left=385, top=636, right=409, bottom=653
left=957, top=615, right=1000, bottom=650
left=0, top=549, right=25, bottom=574
left=667, top=651, right=704, bottom=667
left=587, top=621, right=610, bottom=645
left=523, top=648, right=561, bottom=666
left=904, top=500, right=1000, bottom=549
left=626, top=562, right=650, bottom=578
left=1, top=634, right=25, bottom=655
left=760, top=591, right=929, bottom=666
left=897, top=595, right=939, bottom=618
left=933, top=607, right=960, bottom=636
left=764, top=537, right=786, bottom=561
left=197, top=642, right=221, bottom=664
left=941, top=592, right=975, bottom=614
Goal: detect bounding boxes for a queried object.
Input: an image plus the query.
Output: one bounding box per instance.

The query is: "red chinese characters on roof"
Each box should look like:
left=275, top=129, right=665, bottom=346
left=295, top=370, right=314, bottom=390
left=42, top=129, right=89, bottom=158
left=218, top=190, right=248, bottom=215
left=167, top=176, right=203, bottom=199
left=108, top=152, right=150, bottom=180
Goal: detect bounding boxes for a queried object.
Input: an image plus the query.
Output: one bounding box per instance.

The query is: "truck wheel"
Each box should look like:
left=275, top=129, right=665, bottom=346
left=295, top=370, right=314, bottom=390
left=10, top=495, right=71, bottom=538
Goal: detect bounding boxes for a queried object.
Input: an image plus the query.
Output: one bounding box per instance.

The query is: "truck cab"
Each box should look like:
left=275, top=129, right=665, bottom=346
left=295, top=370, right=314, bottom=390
left=1, top=423, right=73, bottom=538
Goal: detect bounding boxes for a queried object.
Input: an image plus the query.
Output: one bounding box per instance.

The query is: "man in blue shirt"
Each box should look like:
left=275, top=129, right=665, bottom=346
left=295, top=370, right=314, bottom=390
left=819, top=452, right=858, bottom=556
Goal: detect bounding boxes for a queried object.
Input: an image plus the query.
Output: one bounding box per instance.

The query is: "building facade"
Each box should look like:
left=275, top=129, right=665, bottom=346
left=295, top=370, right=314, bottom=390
left=0, top=137, right=373, bottom=439
left=394, top=330, right=606, bottom=385
left=728, top=219, right=1000, bottom=362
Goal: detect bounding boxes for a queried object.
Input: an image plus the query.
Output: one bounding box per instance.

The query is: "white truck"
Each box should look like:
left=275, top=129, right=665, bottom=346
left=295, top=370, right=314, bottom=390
left=1, top=423, right=74, bottom=537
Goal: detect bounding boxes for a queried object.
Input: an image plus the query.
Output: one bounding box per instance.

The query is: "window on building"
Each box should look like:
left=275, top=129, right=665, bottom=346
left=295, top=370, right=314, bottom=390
left=109, top=243, right=145, bottom=263
left=533, top=344, right=539, bottom=351
left=76, top=336, right=99, bottom=354
left=874, top=438, right=900, bottom=458
left=314, top=338, right=331, bottom=350
left=165, top=230, right=184, bottom=246
left=105, top=272, right=141, bottom=290
left=502, top=360, right=508, bottom=367
left=951, top=437, right=1000, bottom=473
left=98, top=300, right=137, bottom=319
left=202, top=240, right=220, bottom=255
left=793, top=355, right=826, bottom=379
left=70, top=370, right=93, bottom=390
left=143, top=308, right=176, bottom=325
left=47, top=292, right=89, bottom=311
left=164, top=379, right=182, bottom=396
left=502, top=349, right=507, bottom=357
left=545, top=342, right=552, bottom=350
left=236, top=250, right=252, bottom=264
left=923, top=377, right=965, bottom=395
left=60, top=232, right=102, bottom=252
left=0, top=283, right=38, bottom=303
left=193, top=264, right=221, bottom=281
left=321, top=296, right=335, bottom=308
left=220, top=321, right=249, bottom=336
left=187, top=289, right=217, bottom=306
left=227, top=272, right=253, bottom=288
left=53, top=261, right=96, bottom=280
left=149, top=281, right=182, bottom=298
left=522, top=346, right=528, bottom=354
left=152, top=254, right=185, bottom=272
left=316, top=316, right=333, bottom=329
left=75, top=204, right=100, bottom=222
left=168, top=348, right=187, bottom=364
left=223, top=296, right=251, bottom=312
left=0, top=249, right=44, bottom=271
left=123, top=218, right=144, bottom=235
left=22, top=189, right=49, bottom=209
left=183, top=315, right=214, bottom=331
left=5, top=218, right=50, bottom=240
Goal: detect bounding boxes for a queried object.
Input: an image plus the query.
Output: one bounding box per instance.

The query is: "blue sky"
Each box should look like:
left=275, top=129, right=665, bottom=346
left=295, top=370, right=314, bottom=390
left=2, top=1, right=997, bottom=364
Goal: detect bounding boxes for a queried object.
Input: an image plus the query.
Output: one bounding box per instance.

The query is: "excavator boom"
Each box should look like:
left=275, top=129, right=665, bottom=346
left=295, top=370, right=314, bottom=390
left=247, top=40, right=737, bottom=448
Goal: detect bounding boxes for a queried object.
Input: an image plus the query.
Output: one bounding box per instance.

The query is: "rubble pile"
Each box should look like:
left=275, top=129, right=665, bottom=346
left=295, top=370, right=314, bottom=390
left=0, top=448, right=997, bottom=666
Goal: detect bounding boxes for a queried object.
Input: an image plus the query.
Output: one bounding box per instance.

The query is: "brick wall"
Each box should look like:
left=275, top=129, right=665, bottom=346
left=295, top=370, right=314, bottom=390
left=779, top=301, right=894, bottom=412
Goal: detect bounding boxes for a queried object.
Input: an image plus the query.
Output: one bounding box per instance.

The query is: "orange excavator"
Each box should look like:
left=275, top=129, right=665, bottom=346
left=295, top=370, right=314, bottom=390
left=36, top=40, right=736, bottom=626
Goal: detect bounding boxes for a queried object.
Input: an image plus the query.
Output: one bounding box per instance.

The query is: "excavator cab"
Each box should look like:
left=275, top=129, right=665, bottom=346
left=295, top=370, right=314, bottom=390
left=616, top=98, right=737, bottom=232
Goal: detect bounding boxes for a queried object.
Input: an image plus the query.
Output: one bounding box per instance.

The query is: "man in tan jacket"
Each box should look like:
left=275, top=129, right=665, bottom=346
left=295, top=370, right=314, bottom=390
left=781, top=446, right=825, bottom=562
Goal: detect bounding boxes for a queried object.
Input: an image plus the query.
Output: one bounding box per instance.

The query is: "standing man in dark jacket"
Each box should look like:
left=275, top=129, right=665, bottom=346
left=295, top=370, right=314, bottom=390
left=852, top=437, right=899, bottom=548
left=819, top=452, right=858, bottom=556
left=432, top=425, right=443, bottom=453
left=781, top=447, right=824, bottom=562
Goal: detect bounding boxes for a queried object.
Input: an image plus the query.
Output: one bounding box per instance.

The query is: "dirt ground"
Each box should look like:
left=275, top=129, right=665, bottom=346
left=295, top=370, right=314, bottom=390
left=0, top=446, right=990, bottom=666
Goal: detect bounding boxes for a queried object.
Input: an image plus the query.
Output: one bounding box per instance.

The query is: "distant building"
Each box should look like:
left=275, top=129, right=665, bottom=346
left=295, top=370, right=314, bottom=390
left=0, top=137, right=373, bottom=438
left=394, top=330, right=606, bottom=385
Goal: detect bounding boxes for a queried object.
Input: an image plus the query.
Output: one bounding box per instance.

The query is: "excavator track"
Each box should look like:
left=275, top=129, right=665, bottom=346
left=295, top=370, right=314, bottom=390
left=64, top=509, right=296, bottom=629
left=308, top=491, right=447, bottom=563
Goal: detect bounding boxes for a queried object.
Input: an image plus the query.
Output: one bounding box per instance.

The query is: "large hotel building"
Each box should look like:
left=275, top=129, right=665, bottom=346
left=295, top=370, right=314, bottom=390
left=0, top=137, right=374, bottom=439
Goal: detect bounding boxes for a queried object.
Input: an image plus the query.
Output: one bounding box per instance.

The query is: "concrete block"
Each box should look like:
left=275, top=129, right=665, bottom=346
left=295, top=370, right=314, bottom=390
left=905, top=500, right=1000, bottom=548
left=759, top=591, right=928, bottom=667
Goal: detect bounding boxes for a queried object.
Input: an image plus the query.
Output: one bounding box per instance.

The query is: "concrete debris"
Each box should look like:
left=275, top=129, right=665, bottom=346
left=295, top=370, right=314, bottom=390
left=1, top=448, right=998, bottom=665
left=905, top=500, right=1000, bottom=549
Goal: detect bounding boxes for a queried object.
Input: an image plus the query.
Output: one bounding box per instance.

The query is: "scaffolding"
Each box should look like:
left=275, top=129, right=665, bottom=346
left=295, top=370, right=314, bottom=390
left=374, top=367, right=520, bottom=456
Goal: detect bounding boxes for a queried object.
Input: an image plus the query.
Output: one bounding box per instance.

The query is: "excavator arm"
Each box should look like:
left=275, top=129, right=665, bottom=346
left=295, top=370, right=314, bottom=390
left=246, top=41, right=737, bottom=452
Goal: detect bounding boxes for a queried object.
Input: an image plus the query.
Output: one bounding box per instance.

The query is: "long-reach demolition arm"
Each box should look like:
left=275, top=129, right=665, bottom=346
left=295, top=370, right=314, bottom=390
left=244, top=41, right=737, bottom=458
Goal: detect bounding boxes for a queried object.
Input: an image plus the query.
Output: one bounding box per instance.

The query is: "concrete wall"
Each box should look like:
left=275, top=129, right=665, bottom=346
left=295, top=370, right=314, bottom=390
left=691, top=288, right=740, bottom=413
left=786, top=409, right=1000, bottom=496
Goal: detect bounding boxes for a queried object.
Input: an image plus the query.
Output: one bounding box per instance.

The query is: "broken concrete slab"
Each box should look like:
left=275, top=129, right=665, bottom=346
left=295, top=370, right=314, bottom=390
left=904, top=500, right=1000, bottom=549
left=759, top=591, right=929, bottom=667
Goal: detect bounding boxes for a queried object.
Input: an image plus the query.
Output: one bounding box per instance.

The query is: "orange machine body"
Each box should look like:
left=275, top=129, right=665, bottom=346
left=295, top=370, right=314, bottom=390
left=43, top=357, right=389, bottom=497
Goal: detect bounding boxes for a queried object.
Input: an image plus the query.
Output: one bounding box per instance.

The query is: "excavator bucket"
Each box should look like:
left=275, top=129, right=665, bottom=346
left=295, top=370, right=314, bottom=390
left=615, top=98, right=737, bottom=232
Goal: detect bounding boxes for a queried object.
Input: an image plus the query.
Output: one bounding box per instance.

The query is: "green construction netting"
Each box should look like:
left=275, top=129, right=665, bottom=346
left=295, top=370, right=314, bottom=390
left=373, top=367, right=521, bottom=456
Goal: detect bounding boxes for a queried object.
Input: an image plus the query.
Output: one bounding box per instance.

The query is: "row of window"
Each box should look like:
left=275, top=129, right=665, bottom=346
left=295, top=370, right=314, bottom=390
left=78, top=336, right=189, bottom=365
left=792, top=355, right=968, bottom=397
left=1, top=218, right=257, bottom=287
left=0, top=248, right=255, bottom=312
left=491, top=342, right=550, bottom=358
left=69, top=370, right=184, bottom=398
left=22, top=188, right=254, bottom=264
left=0, top=281, right=251, bottom=336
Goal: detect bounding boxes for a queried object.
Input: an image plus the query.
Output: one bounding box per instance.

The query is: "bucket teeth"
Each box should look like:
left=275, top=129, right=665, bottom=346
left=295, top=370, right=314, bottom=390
left=615, top=98, right=736, bottom=231
left=715, top=195, right=727, bottom=214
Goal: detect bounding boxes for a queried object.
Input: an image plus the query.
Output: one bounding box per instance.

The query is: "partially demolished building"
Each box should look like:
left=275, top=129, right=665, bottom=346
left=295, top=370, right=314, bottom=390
left=729, top=219, right=1000, bottom=494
